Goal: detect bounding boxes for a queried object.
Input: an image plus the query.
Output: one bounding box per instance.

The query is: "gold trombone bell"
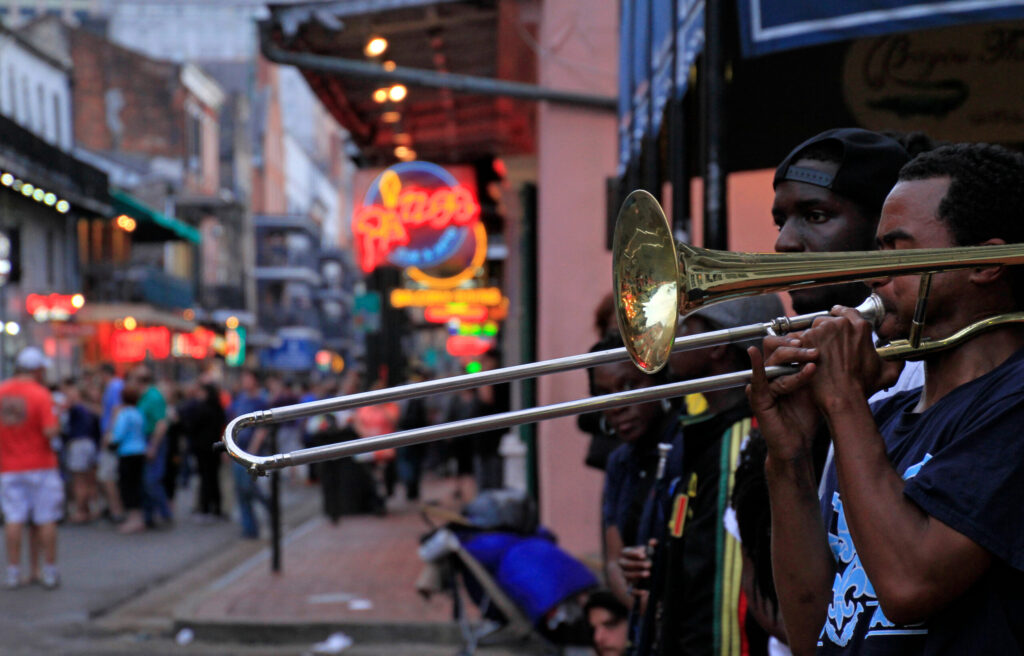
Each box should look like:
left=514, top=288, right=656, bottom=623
left=613, top=189, right=1024, bottom=372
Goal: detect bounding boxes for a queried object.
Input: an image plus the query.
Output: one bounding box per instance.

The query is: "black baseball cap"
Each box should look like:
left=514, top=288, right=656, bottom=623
left=774, top=128, right=910, bottom=216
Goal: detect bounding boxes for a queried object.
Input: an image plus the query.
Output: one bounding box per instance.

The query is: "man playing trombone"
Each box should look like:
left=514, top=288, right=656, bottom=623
left=750, top=143, right=1024, bottom=654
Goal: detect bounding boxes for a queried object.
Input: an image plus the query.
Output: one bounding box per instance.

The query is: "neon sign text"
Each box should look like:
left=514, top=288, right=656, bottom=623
left=353, top=168, right=480, bottom=273
left=390, top=287, right=504, bottom=308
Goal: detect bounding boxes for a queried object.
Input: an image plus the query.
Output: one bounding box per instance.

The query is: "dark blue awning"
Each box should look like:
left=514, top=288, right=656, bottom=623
left=618, top=0, right=705, bottom=174
left=738, top=0, right=1024, bottom=57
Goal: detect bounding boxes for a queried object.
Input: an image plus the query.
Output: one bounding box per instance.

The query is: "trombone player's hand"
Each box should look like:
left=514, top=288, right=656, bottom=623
left=747, top=335, right=821, bottom=463
left=799, top=306, right=904, bottom=411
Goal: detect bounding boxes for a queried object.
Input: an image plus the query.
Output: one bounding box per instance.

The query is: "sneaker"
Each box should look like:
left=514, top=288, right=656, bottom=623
left=5, top=566, right=21, bottom=589
left=40, top=567, right=59, bottom=590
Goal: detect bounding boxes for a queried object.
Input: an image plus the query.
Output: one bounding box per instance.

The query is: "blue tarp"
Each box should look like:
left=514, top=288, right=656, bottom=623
left=737, top=0, right=1024, bottom=57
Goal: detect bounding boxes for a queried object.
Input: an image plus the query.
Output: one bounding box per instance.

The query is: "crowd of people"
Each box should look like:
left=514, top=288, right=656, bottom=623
left=580, top=131, right=1024, bottom=656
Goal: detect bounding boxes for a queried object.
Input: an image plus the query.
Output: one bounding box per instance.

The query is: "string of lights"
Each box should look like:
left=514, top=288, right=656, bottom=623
left=0, top=171, right=71, bottom=214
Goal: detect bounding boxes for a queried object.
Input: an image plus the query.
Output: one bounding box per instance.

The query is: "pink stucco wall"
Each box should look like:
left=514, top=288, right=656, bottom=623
left=536, top=0, right=619, bottom=558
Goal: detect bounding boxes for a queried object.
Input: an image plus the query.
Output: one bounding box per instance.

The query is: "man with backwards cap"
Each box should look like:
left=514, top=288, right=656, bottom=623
left=0, top=347, right=63, bottom=589
left=753, top=140, right=1024, bottom=654
left=722, top=129, right=931, bottom=653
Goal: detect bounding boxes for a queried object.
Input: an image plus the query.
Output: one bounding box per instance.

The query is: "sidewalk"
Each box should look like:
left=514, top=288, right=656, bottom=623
left=104, top=474, right=509, bottom=649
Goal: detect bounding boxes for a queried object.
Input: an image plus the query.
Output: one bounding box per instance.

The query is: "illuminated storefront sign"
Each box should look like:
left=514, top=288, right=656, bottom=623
left=446, top=335, right=494, bottom=357
left=424, top=303, right=488, bottom=324
left=110, top=326, right=171, bottom=362
left=224, top=327, right=246, bottom=367
left=26, top=293, right=85, bottom=322
left=352, top=162, right=484, bottom=286
left=390, top=287, right=504, bottom=308
left=172, top=328, right=216, bottom=359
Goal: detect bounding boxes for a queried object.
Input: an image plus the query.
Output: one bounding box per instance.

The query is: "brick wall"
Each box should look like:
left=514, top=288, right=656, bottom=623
left=70, top=28, right=185, bottom=159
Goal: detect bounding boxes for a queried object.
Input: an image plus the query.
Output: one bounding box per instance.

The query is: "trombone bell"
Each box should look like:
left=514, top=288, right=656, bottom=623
left=613, top=190, right=1024, bottom=373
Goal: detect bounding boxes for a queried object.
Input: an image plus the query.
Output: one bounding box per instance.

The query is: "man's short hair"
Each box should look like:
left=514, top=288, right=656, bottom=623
left=775, top=128, right=911, bottom=220
left=584, top=589, right=628, bottom=621
left=898, top=143, right=1024, bottom=306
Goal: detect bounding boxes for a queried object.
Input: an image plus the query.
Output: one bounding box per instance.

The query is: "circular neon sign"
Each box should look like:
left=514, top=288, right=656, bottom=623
left=352, top=162, right=484, bottom=287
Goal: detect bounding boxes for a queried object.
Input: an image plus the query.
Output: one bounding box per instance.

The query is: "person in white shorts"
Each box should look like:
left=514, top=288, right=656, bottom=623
left=0, top=347, right=63, bottom=589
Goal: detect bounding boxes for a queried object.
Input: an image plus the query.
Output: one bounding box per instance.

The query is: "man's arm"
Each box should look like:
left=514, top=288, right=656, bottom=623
left=146, top=418, right=169, bottom=460
left=604, top=524, right=634, bottom=610
left=804, top=309, right=992, bottom=624
left=748, top=341, right=834, bottom=655
left=822, top=394, right=991, bottom=623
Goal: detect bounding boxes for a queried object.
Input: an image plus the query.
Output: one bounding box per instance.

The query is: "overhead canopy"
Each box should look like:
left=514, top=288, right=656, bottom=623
left=618, top=0, right=1024, bottom=173
left=111, top=190, right=201, bottom=244
left=737, top=0, right=1024, bottom=57
left=263, top=0, right=540, bottom=166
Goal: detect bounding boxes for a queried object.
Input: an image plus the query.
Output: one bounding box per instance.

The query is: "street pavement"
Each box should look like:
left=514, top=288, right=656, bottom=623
left=0, top=472, right=579, bottom=655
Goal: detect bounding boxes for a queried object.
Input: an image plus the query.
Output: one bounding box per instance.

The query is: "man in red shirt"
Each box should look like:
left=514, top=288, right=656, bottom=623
left=0, top=347, right=62, bottom=589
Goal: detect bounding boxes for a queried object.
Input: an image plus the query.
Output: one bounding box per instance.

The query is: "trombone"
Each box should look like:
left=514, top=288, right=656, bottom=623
left=222, top=190, right=1024, bottom=475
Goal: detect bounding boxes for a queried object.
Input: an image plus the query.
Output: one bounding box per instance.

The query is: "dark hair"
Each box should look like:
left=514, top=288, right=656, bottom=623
left=584, top=589, right=627, bottom=621
left=899, top=143, right=1024, bottom=306
left=100, top=363, right=116, bottom=376
left=121, top=387, right=141, bottom=406
left=586, top=332, right=667, bottom=396
left=730, top=432, right=778, bottom=616
left=881, top=129, right=941, bottom=159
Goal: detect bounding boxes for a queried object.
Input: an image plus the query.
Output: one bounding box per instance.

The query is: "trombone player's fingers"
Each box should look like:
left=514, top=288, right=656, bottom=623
left=747, top=338, right=822, bottom=462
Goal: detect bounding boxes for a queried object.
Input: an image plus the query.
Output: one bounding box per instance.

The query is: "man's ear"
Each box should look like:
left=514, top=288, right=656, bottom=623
left=969, top=238, right=1008, bottom=285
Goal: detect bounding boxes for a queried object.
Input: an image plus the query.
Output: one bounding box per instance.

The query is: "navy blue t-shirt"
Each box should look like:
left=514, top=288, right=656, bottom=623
left=818, top=347, right=1024, bottom=655
left=603, top=427, right=683, bottom=547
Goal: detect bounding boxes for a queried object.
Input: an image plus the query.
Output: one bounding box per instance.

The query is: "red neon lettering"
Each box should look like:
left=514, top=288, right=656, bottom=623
left=353, top=169, right=480, bottom=272
left=445, top=335, right=493, bottom=357
left=110, top=327, right=171, bottom=362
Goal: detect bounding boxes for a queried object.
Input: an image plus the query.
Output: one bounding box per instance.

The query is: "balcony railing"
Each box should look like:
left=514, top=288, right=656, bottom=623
left=83, top=264, right=194, bottom=310
left=199, top=284, right=246, bottom=311
left=256, top=306, right=322, bottom=332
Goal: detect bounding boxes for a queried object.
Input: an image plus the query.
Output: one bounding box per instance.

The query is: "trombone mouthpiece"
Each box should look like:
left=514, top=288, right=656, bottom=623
left=856, top=294, right=886, bottom=328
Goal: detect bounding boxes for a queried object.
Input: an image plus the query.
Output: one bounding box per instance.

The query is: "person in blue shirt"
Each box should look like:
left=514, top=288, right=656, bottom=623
left=228, top=369, right=270, bottom=539
left=751, top=143, right=1024, bottom=655
left=109, top=385, right=147, bottom=534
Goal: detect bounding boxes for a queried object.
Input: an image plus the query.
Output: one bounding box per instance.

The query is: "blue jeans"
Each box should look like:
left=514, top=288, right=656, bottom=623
left=143, top=440, right=172, bottom=524
left=232, top=462, right=268, bottom=538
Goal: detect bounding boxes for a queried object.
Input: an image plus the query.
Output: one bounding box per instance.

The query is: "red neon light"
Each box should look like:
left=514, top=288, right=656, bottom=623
left=353, top=169, right=480, bottom=273
left=110, top=327, right=171, bottom=363
left=424, top=303, right=489, bottom=324
left=172, top=328, right=216, bottom=360
left=445, top=335, right=493, bottom=357
left=25, top=293, right=84, bottom=320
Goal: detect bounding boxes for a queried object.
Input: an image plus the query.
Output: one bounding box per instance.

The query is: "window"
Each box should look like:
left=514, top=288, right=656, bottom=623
left=52, top=93, right=62, bottom=148
left=186, top=109, right=201, bottom=171
left=7, top=67, right=15, bottom=117
left=46, top=229, right=55, bottom=287
left=37, top=84, right=46, bottom=136
left=20, top=76, right=29, bottom=125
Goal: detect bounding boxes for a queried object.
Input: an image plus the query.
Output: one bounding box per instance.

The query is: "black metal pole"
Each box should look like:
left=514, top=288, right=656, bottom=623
left=269, top=429, right=281, bottom=573
left=701, top=0, right=728, bottom=250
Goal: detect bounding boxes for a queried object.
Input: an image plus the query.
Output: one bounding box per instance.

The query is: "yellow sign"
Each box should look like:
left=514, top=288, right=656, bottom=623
left=390, top=287, right=505, bottom=308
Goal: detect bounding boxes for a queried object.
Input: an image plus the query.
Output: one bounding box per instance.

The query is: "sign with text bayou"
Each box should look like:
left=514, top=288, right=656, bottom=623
left=352, top=162, right=483, bottom=285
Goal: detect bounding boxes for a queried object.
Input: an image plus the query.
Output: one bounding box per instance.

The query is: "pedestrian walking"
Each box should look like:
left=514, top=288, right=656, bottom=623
left=0, top=347, right=64, bottom=588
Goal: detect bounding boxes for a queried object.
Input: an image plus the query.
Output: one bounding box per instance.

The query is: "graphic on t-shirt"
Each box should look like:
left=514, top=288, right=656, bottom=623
left=0, top=396, right=26, bottom=426
left=822, top=454, right=933, bottom=647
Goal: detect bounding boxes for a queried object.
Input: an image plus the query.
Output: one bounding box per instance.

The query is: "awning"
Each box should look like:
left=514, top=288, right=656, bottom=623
left=617, top=0, right=1024, bottom=173
left=618, top=0, right=704, bottom=175
left=111, top=190, right=201, bottom=245
left=76, top=302, right=196, bottom=332
left=737, top=0, right=1024, bottom=57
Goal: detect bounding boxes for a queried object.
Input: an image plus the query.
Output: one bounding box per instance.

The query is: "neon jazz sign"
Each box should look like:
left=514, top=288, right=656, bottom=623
left=352, top=162, right=481, bottom=275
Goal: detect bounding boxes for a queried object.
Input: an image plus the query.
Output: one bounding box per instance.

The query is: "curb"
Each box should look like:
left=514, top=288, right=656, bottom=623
left=172, top=619, right=465, bottom=646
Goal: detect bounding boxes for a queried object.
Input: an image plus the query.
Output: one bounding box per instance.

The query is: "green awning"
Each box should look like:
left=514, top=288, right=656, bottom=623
left=111, top=190, right=201, bottom=244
